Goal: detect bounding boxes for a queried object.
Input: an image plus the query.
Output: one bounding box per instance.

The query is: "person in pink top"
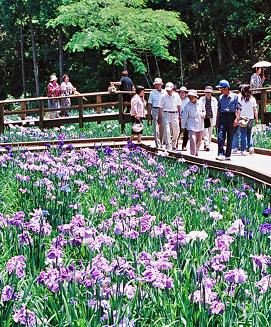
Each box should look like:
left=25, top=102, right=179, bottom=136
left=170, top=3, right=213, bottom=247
left=130, top=85, right=146, bottom=143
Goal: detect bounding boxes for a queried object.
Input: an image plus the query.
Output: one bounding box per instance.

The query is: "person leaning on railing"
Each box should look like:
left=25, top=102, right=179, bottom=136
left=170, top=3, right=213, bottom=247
left=60, top=74, right=76, bottom=117
left=47, top=74, right=61, bottom=119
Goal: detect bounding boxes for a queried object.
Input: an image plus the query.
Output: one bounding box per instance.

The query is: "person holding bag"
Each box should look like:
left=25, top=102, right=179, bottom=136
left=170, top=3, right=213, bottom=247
left=130, top=86, right=146, bottom=143
left=238, top=84, right=258, bottom=155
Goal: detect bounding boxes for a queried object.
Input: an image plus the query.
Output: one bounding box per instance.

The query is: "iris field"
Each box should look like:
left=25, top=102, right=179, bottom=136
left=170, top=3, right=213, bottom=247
left=0, top=142, right=270, bottom=326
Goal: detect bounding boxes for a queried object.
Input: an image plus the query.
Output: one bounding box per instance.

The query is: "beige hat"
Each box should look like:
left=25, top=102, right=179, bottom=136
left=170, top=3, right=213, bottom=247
left=178, top=86, right=188, bottom=92
left=187, top=89, right=198, bottom=98
left=204, top=86, right=213, bottom=93
left=165, top=82, right=174, bottom=91
left=50, top=74, right=58, bottom=82
left=153, top=77, right=163, bottom=85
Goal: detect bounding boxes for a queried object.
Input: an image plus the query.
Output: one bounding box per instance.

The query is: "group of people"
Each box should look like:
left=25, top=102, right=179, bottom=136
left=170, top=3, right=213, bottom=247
left=47, top=73, right=76, bottom=119
left=130, top=70, right=261, bottom=161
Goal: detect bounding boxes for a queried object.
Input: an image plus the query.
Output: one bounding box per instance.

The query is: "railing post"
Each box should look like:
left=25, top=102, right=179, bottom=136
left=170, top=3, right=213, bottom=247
left=0, top=104, right=4, bottom=134
left=96, top=95, right=102, bottom=124
left=21, top=101, right=26, bottom=120
left=78, top=97, right=84, bottom=128
left=39, top=100, right=44, bottom=130
left=118, top=93, right=125, bottom=133
left=261, top=89, right=267, bottom=124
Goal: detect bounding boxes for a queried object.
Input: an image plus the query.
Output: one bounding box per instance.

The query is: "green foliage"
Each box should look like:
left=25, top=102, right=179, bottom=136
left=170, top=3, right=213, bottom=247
left=50, top=0, right=190, bottom=73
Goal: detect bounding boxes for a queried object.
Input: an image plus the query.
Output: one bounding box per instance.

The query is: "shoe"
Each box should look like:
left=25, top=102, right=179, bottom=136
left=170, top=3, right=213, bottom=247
left=205, top=147, right=210, bottom=152
left=204, top=144, right=207, bottom=150
left=172, top=148, right=177, bottom=151
left=232, top=148, right=238, bottom=153
left=225, top=157, right=231, bottom=161
left=249, top=147, right=254, bottom=154
left=182, top=147, right=187, bottom=151
left=216, top=154, right=225, bottom=161
left=241, top=151, right=246, bottom=156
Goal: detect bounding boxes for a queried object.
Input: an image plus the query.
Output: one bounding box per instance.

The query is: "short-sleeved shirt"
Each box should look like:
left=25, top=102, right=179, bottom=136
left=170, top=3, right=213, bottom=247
left=120, top=76, right=133, bottom=91
left=47, top=82, right=60, bottom=97
left=159, top=92, right=182, bottom=112
left=148, top=89, right=167, bottom=108
left=239, top=96, right=257, bottom=119
left=218, top=92, right=241, bottom=113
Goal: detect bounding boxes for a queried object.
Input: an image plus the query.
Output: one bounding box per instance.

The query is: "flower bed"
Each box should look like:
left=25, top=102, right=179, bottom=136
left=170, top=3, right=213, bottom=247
left=253, top=125, right=271, bottom=150
left=0, top=145, right=270, bottom=326
left=0, top=121, right=153, bottom=144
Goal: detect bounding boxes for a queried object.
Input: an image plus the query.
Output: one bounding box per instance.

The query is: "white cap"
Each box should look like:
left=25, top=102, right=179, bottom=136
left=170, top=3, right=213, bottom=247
left=153, top=77, right=163, bottom=85
left=187, top=89, right=198, bottom=98
left=165, top=82, right=174, bottom=91
left=178, top=86, right=188, bottom=92
left=204, top=86, right=213, bottom=93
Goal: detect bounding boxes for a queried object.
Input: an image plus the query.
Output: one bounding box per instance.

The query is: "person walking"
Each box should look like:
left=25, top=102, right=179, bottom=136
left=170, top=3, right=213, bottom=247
left=238, top=84, right=258, bottom=155
left=158, top=82, right=181, bottom=151
left=130, top=86, right=146, bottom=143
left=60, top=74, right=76, bottom=117
left=47, top=74, right=61, bottom=119
left=182, top=90, right=206, bottom=156
left=216, top=80, right=242, bottom=161
left=177, top=86, right=189, bottom=151
left=250, top=67, right=265, bottom=101
left=147, top=78, right=166, bottom=147
left=199, top=86, right=218, bottom=151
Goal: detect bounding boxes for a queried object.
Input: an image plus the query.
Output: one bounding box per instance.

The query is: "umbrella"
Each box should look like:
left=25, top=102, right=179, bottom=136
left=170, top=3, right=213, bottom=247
left=252, top=61, right=271, bottom=68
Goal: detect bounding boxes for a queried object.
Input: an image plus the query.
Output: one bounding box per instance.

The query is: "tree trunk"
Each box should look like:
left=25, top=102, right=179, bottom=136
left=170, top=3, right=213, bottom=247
left=59, top=31, right=64, bottom=79
left=217, top=32, right=224, bottom=68
left=250, top=33, right=254, bottom=60
left=29, top=14, right=40, bottom=96
left=191, top=37, right=199, bottom=66
left=19, top=22, right=26, bottom=97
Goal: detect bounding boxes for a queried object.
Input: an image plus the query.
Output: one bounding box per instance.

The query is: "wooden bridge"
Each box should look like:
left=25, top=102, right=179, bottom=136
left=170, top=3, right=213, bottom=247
left=0, top=87, right=271, bottom=133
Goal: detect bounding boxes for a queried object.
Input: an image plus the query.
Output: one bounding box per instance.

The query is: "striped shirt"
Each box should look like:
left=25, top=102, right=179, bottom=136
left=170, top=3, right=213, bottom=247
left=250, top=73, right=263, bottom=94
left=148, top=89, right=167, bottom=108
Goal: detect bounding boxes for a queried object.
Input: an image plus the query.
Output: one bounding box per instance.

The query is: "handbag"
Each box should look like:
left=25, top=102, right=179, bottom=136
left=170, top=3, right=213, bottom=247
left=132, top=123, right=144, bottom=133
left=239, top=116, right=249, bottom=128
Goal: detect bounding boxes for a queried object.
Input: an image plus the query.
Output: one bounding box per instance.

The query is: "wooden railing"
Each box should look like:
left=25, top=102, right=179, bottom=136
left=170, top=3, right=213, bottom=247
left=0, top=87, right=270, bottom=133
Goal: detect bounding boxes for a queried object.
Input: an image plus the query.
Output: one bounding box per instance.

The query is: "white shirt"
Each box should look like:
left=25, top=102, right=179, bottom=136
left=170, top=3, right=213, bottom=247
left=239, top=95, right=257, bottom=119
left=182, top=100, right=206, bottom=131
left=148, top=89, right=167, bottom=108
left=159, top=92, right=181, bottom=112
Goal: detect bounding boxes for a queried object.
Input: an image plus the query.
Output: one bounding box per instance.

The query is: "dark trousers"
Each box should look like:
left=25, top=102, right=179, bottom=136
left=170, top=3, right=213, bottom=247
left=217, top=112, right=236, bottom=157
left=178, top=126, right=189, bottom=149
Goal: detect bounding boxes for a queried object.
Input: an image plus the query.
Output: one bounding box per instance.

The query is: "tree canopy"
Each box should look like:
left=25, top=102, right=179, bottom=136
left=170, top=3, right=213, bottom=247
left=0, top=0, right=270, bottom=98
left=50, top=0, right=189, bottom=73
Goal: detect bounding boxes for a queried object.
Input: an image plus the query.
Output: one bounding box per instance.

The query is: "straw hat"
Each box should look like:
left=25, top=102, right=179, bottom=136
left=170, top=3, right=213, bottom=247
left=187, top=89, right=199, bottom=98
left=50, top=74, right=58, bottom=82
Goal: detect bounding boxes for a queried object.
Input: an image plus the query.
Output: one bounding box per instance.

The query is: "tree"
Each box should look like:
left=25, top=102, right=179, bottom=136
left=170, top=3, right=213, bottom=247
left=50, top=0, right=190, bottom=73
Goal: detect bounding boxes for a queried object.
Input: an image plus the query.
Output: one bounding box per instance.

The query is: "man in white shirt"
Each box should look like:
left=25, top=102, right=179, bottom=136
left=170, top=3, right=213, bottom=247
left=159, top=82, right=181, bottom=151
left=148, top=78, right=167, bottom=147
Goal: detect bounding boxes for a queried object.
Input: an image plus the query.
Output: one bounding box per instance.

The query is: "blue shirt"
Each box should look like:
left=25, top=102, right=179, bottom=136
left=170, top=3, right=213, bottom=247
left=218, top=92, right=242, bottom=113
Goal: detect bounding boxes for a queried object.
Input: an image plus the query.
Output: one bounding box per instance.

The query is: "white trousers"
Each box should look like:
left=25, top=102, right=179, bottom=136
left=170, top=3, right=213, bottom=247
left=162, top=112, right=180, bottom=150
left=203, top=118, right=214, bottom=147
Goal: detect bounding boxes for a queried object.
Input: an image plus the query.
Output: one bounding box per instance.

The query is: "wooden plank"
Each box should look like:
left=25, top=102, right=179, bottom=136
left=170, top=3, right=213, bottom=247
left=96, top=95, right=102, bottom=125
left=0, top=104, right=4, bottom=134
left=4, top=109, right=39, bottom=115
left=39, top=100, right=44, bottom=130
left=261, top=89, right=267, bottom=123
left=78, top=97, right=84, bottom=128
left=21, top=101, right=27, bottom=120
